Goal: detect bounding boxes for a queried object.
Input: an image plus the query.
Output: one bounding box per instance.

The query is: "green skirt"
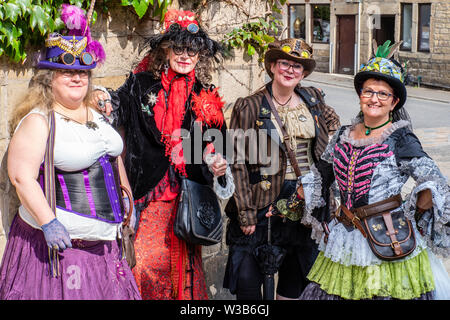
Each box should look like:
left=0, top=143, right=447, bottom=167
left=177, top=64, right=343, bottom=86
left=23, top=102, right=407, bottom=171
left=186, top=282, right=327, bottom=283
left=307, top=249, right=435, bottom=300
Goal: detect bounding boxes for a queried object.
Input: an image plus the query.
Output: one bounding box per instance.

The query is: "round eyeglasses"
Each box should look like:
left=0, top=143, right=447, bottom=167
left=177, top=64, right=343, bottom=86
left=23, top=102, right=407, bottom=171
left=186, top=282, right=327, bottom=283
left=172, top=45, right=200, bottom=57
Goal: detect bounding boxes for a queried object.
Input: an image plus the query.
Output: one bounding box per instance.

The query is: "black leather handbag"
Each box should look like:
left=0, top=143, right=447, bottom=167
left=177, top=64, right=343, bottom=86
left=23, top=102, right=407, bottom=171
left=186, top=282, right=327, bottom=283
left=174, top=178, right=223, bottom=246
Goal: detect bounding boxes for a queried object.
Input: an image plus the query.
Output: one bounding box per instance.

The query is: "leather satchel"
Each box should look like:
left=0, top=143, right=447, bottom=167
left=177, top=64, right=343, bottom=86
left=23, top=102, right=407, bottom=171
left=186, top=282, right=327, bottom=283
left=337, top=194, right=416, bottom=261
left=120, top=185, right=137, bottom=269
left=174, top=178, right=223, bottom=246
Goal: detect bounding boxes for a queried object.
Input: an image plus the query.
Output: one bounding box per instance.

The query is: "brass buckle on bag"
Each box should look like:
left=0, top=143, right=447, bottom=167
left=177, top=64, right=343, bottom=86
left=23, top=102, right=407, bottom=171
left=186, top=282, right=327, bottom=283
left=390, top=241, right=400, bottom=249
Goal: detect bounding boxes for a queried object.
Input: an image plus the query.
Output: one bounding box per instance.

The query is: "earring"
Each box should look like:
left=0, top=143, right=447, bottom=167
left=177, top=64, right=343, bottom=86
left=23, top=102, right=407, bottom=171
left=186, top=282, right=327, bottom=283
left=359, top=110, right=364, bottom=118
left=163, top=61, right=169, bottom=75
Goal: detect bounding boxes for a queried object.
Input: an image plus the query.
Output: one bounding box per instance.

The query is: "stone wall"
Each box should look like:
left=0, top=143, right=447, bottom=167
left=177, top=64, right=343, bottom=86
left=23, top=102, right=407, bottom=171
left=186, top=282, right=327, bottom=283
left=0, top=1, right=268, bottom=300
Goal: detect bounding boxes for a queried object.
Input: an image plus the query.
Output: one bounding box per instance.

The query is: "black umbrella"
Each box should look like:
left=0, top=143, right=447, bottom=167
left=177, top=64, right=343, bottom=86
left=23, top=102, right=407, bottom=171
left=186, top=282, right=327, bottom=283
left=253, top=216, right=287, bottom=300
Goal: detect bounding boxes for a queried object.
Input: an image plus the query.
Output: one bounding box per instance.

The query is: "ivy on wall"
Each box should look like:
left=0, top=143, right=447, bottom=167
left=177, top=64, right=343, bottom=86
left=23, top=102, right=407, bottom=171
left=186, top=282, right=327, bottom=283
left=220, top=0, right=287, bottom=64
left=0, top=0, right=286, bottom=65
left=0, top=0, right=172, bottom=63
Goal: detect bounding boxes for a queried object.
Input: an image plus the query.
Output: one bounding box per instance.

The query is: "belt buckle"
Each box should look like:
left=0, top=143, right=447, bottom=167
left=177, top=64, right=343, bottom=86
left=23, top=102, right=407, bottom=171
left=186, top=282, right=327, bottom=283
left=351, top=216, right=360, bottom=229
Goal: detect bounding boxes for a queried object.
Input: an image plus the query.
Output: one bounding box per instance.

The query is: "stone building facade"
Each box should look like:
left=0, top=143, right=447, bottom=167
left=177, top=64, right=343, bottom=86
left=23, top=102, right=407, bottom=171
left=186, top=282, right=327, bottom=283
left=285, top=0, right=450, bottom=88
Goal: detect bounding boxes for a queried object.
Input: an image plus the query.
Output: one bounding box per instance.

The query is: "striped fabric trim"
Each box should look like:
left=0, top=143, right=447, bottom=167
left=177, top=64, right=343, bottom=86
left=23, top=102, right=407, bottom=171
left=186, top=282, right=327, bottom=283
left=44, top=111, right=56, bottom=214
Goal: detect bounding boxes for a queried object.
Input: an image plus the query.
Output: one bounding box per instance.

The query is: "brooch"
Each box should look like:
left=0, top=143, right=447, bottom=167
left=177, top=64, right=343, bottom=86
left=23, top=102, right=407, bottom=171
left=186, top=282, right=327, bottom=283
left=261, top=108, right=270, bottom=115
left=298, top=115, right=307, bottom=122
left=256, top=120, right=264, bottom=127
left=147, top=92, right=158, bottom=106
left=260, top=180, right=271, bottom=191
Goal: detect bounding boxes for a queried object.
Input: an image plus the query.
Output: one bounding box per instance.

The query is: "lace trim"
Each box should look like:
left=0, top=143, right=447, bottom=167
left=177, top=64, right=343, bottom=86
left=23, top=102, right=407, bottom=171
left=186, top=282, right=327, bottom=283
left=213, top=166, right=235, bottom=200
left=299, top=164, right=326, bottom=243
left=339, top=119, right=410, bottom=147
left=400, top=162, right=450, bottom=257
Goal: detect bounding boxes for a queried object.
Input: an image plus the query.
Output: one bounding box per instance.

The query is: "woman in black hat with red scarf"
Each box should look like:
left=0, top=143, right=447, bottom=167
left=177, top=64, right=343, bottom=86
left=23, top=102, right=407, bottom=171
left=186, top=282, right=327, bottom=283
left=92, top=9, right=234, bottom=300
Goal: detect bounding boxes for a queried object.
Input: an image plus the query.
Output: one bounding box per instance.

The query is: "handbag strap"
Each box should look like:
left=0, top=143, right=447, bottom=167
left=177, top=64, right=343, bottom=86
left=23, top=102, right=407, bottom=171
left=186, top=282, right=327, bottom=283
left=262, top=88, right=302, bottom=178
left=338, top=205, right=367, bottom=238
left=44, top=111, right=56, bottom=213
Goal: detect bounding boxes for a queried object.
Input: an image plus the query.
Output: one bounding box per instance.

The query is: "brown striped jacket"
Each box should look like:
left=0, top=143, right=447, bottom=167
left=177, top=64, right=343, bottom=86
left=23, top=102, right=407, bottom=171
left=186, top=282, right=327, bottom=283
left=226, top=82, right=340, bottom=226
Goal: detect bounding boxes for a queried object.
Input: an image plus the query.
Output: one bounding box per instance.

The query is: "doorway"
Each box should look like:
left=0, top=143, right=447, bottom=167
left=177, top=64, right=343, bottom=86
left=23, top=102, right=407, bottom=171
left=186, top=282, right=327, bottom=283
left=373, top=15, right=395, bottom=48
left=336, top=15, right=356, bottom=75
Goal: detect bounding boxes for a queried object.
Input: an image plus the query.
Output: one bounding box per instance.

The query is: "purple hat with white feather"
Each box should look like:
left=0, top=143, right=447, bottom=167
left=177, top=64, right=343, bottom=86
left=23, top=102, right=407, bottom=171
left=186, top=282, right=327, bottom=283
left=36, top=4, right=105, bottom=70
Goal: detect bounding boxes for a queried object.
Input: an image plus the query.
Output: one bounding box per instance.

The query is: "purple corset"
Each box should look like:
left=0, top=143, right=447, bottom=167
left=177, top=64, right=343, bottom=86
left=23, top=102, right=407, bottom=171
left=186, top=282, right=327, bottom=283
left=39, top=155, right=124, bottom=224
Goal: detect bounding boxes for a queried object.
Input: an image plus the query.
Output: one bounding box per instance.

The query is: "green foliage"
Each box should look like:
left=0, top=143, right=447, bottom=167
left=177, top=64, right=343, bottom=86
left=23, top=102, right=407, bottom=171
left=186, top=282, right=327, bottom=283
left=0, top=0, right=172, bottom=63
left=221, top=0, right=286, bottom=64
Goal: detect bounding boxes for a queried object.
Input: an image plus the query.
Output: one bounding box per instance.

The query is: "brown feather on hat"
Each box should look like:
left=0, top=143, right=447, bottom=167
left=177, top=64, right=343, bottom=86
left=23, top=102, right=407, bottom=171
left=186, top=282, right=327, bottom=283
left=264, top=38, right=316, bottom=78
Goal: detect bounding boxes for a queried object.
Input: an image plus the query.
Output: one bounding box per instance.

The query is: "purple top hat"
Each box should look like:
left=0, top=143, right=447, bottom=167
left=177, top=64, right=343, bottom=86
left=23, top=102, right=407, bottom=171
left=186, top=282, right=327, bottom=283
left=36, top=34, right=97, bottom=70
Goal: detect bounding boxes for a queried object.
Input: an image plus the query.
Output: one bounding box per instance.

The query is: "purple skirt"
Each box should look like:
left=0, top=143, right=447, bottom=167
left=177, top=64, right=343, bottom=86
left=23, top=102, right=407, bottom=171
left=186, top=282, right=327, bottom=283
left=0, top=215, right=141, bottom=300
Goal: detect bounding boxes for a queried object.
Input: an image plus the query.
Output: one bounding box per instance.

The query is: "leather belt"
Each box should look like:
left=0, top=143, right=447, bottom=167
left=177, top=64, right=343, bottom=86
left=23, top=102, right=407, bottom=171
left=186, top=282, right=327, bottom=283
left=335, top=194, right=403, bottom=239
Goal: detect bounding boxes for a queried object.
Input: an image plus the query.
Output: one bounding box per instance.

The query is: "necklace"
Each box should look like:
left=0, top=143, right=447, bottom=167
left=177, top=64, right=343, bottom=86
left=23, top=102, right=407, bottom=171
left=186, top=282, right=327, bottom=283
left=272, top=93, right=292, bottom=107
left=364, top=117, right=392, bottom=136
left=55, top=106, right=99, bottom=130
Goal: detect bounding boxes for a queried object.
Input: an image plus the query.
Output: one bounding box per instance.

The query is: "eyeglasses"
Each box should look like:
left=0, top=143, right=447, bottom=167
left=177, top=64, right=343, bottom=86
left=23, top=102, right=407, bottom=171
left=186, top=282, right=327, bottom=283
left=277, top=60, right=303, bottom=75
left=171, top=45, right=200, bottom=57
left=48, top=52, right=94, bottom=66
left=360, top=88, right=394, bottom=101
left=56, top=69, right=89, bottom=79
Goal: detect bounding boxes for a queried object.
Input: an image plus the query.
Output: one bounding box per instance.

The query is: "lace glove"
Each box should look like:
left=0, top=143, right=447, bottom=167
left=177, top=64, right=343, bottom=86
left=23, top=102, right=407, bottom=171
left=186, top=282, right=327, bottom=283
left=41, top=218, right=72, bottom=251
left=123, top=196, right=137, bottom=231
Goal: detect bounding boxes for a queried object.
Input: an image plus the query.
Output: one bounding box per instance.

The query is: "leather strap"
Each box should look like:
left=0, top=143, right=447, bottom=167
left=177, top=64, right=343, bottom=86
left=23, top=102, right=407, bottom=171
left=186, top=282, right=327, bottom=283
left=354, top=194, right=402, bottom=219
left=381, top=211, right=403, bottom=256
left=44, top=111, right=56, bottom=215
left=338, top=205, right=367, bottom=238
left=262, top=89, right=302, bottom=178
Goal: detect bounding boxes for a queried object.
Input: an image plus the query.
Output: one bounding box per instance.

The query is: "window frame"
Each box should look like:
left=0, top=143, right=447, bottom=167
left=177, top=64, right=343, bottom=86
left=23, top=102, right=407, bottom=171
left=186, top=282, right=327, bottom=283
left=288, top=4, right=306, bottom=40
left=311, top=4, right=330, bottom=44
left=417, top=3, right=431, bottom=53
left=400, top=3, right=413, bottom=52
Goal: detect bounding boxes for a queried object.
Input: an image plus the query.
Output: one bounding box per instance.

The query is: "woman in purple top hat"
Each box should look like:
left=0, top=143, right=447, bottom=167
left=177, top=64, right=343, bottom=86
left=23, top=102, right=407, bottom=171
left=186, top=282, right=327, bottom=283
left=0, top=4, right=141, bottom=300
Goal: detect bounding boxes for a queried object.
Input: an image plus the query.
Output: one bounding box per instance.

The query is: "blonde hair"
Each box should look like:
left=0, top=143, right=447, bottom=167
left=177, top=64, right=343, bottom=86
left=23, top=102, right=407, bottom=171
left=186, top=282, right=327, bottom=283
left=9, top=69, right=92, bottom=136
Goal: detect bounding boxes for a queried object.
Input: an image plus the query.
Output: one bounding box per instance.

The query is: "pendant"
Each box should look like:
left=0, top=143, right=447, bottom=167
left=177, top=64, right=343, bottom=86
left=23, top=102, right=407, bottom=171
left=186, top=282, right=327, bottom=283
left=298, top=115, right=307, bottom=122
left=86, top=121, right=99, bottom=130
left=365, top=128, right=371, bottom=136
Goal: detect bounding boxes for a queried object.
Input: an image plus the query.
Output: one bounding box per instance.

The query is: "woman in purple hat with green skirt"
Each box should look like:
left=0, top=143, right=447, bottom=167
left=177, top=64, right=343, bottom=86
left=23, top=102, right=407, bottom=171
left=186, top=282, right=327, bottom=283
left=0, top=5, right=141, bottom=300
left=284, top=41, right=450, bottom=300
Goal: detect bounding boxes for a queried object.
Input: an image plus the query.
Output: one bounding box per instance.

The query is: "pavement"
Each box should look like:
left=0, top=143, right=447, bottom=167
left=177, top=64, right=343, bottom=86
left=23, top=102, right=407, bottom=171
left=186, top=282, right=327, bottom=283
left=305, top=72, right=450, bottom=105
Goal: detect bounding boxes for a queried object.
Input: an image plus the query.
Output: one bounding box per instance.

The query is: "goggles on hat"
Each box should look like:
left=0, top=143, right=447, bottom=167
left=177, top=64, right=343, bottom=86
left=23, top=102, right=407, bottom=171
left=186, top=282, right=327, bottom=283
left=281, top=44, right=311, bottom=58
left=168, top=22, right=199, bottom=34
left=48, top=52, right=95, bottom=66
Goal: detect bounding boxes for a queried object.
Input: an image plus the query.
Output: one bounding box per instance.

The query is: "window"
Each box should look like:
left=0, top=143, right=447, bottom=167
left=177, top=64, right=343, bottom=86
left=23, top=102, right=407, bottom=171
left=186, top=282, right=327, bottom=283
left=418, top=4, right=431, bottom=52
left=289, top=5, right=306, bottom=39
left=400, top=3, right=412, bottom=51
left=312, top=5, right=330, bottom=43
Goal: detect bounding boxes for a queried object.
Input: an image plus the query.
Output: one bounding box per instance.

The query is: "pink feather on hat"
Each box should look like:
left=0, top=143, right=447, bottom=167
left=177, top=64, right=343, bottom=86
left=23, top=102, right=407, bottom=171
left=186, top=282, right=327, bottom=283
left=60, top=4, right=106, bottom=64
